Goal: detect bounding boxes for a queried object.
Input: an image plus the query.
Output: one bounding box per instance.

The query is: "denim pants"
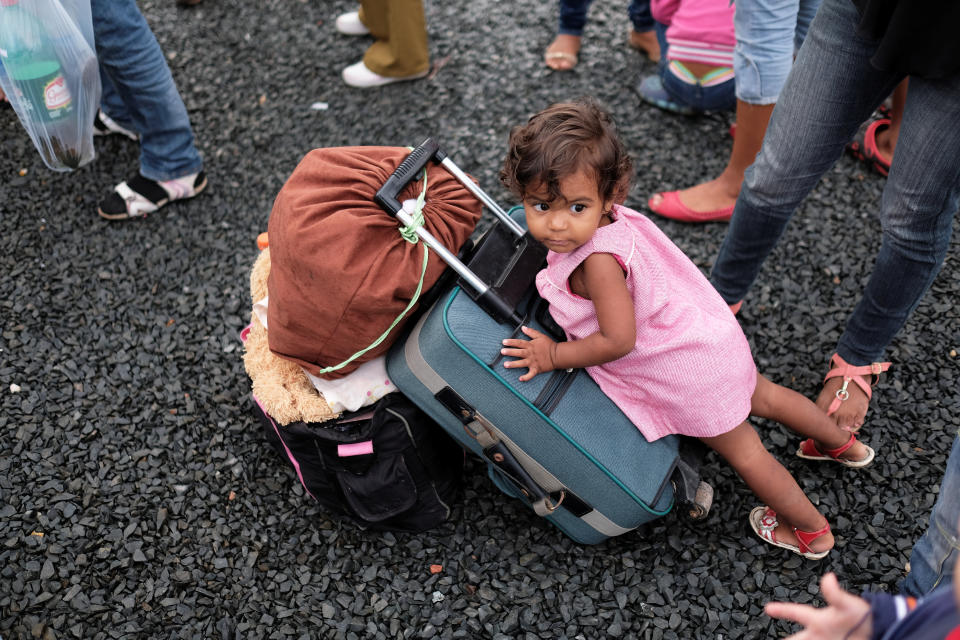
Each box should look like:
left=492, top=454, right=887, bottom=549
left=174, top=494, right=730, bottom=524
left=902, top=434, right=960, bottom=596
left=91, top=0, right=202, bottom=181
left=711, top=0, right=960, bottom=365
left=654, top=23, right=735, bottom=113
left=733, top=0, right=820, bottom=104
left=558, top=0, right=654, bottom=36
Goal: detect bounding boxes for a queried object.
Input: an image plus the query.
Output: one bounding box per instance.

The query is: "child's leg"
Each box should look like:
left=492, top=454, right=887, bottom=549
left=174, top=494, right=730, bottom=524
left=702, top=423, right=834, bottom=554
left=751, top=373, right=871, bottom=462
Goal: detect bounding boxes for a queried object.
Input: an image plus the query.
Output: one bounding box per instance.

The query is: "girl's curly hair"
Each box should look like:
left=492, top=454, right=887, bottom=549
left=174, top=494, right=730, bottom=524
left=500, top=98, right=633, bottom=205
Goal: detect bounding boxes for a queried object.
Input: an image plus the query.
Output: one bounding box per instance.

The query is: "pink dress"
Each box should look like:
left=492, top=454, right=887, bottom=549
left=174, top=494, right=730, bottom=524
left=535, top=204, right=756, bottom=442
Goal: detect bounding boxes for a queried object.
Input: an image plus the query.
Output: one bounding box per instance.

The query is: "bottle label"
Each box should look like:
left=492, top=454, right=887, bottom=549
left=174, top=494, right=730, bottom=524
left=43, top=74, right=71, bottom=112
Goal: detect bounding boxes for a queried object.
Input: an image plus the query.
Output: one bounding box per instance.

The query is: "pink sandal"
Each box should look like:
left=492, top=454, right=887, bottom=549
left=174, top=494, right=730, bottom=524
left=823, top=353, right=891, bottom=418
left=749, top=506, right=832, bottom=560
left=797, top=433, right=875, bottom=468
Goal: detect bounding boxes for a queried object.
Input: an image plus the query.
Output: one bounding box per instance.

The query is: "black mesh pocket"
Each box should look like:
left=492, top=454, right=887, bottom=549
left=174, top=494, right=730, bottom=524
left=336, top=454, right=418, bottom=522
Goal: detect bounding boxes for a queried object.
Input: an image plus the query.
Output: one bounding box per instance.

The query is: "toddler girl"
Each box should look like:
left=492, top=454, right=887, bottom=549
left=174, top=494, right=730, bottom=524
left=498, top=99, right=874, bottom=558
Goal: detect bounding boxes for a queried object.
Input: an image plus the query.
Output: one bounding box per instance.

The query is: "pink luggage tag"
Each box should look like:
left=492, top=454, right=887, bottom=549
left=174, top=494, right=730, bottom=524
left=338, top=441, right=374, bottom=457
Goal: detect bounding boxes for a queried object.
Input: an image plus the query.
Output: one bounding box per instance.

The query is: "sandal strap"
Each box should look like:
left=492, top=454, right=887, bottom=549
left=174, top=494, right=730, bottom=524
left=794, top=520, right=831, bottom=554
left=820, top=433, right=856, bottom=458
left=824, top=353, right=891, bottom=414
left=799, top=434, right=857, bottom=459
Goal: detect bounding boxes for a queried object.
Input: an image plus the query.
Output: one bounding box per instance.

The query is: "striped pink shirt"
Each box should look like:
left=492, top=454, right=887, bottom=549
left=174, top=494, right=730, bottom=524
left=651, top=0, right=736, bottom=67
left=535, top=204, right=756, bottom=442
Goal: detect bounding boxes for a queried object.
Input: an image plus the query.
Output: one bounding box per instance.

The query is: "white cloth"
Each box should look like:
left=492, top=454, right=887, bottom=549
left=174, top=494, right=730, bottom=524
left=253, top=296, right=395, bottom=412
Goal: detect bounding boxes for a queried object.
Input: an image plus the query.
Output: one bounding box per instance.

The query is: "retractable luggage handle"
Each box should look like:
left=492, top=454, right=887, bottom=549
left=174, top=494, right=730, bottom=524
left=374, top=138, right=526, bottom=325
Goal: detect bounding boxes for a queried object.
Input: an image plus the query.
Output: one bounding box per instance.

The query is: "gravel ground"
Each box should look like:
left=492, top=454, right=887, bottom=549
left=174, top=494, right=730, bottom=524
left=2, top=1, right=958, bottom=638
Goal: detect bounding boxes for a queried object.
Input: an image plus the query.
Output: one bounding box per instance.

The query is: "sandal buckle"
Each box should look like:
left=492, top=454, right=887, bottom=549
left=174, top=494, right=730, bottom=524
left=870, top=363, right=883, bottom=375
left=835, top=378, right=851, bottom=402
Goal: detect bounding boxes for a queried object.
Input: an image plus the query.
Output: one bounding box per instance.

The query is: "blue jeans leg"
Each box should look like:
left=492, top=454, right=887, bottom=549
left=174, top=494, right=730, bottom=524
left=628, top=0, right=654, bottom=33
left=559, top=0, right=654, bottom=36
left=558, top=0, right=591, bottom=36
left=712, top=0, right=960, bottom=365
left=660, top=63, right=736, bottom=112
left=98, top=70, right=131, bottom=129
left=91, top=0, right=202, bottom=181
left=902, top=434, right=960, bottom=597
left=836, top=71, right=960, bottom=363
left=711, top=0, right=899, bottom=310
left=733, top=0, right=822, bottom=104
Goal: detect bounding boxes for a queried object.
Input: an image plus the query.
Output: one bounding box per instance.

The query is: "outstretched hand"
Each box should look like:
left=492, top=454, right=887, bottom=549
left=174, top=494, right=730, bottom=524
left=501, top=326, right=557, bottom=381
left=765, top=573, right=872, bottom=640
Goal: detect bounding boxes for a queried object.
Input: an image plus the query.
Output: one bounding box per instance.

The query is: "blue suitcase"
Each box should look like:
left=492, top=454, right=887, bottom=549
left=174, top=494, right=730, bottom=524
left=379, top=140, right=712, bottom=544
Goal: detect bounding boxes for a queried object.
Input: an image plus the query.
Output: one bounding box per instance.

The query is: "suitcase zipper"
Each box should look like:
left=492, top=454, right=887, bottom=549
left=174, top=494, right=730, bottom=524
left=534, top=368, right=577, bottom=416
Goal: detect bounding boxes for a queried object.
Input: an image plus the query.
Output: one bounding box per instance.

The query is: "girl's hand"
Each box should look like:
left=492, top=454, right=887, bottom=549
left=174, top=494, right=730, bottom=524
left=501, top=326, right=557, bottom=381
left=764, top=573, right=872, bottom=640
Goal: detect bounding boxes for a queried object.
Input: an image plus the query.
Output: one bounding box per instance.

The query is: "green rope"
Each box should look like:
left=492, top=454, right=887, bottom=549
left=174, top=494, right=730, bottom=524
left=314, top=165, right=430, bottom=374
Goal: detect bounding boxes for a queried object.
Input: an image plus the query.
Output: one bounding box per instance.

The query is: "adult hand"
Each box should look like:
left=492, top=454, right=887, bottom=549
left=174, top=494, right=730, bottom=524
left=765, top=573, right=872, bottom=640
left=501, top=326, right=558, bottom=381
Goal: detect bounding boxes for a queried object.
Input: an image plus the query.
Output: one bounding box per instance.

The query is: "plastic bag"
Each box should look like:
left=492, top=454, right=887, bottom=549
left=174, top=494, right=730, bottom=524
left=0, top=0, right=100, bottom=171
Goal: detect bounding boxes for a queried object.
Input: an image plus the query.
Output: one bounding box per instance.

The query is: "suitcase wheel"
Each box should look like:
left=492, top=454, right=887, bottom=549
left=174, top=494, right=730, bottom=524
left=685, top=481, right=713, bottom=521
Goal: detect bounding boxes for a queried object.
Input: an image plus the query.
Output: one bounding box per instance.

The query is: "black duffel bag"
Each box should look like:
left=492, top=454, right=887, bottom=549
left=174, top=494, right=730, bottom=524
left=254, top=391, right=463, bottom=532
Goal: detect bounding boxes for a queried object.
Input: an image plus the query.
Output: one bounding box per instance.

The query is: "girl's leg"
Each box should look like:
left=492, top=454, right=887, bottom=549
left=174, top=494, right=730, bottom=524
left=702, top=423, right=833, bottom=554
left=875, top=78, right=907, bottom=162
left=751, top=374, right=870, bottom=462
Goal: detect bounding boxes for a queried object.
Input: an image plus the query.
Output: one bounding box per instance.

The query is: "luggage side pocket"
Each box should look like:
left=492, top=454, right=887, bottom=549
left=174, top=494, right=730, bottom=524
left=336, top=454, right=418, bottom=522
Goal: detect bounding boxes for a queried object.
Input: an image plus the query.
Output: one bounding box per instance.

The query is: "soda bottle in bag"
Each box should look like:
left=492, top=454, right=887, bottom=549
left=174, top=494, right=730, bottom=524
left=0, top=0, right=82, bottom=167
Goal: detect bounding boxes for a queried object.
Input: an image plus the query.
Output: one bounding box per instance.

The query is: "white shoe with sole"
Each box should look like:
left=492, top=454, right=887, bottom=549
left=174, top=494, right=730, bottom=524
left=341, top=61, right=428, bottom=88
left=335, top=11, right=369, bottom=36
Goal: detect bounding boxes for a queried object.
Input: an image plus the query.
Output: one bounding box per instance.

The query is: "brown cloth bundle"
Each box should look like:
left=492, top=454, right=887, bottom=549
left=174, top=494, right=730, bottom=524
left=266, top=146, right=482, bottom=379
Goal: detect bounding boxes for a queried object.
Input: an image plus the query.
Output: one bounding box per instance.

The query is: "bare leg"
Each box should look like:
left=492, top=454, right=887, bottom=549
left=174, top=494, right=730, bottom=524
left=752, top=374, right=870, bottom=462
left=629, top=29, right=660, bottom=62
left=875, top=78, right=907, bottom=163
left=649, top=100, right=774, bottom=213
left=544, top=34, right=580, bottom=71
left=702, top=423, right=834, bottom=554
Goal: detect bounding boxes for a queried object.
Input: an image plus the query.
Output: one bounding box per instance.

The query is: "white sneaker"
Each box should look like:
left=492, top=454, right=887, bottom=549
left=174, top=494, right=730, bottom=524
left=341, top=61, right=429, bottom=88
left=335, top=11, right=369, bottom=36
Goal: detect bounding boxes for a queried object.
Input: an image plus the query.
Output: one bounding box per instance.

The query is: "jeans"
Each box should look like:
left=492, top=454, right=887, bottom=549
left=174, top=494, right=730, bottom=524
left=558, top=0, right=654, bottom=36
left=91, top=0, right=202, bottom=181
left=654, top=22, right=735, bottom=113
left=733, top=0, right=821, bottom=104
left=902, top=434, right=960, bottom=597
left=711, top=0, right=960, bottom=365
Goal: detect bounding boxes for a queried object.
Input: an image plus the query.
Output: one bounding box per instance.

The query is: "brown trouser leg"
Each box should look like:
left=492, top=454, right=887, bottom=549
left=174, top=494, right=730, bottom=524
left=359, top=0, right=429, bottom=77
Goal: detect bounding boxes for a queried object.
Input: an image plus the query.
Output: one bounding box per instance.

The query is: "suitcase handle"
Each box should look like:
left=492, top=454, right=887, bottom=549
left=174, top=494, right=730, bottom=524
left=483, top=441, right=564, bottom=516
left=374, top=139, right=525, bottom=325
left=374, top=138, right=445, bottom=216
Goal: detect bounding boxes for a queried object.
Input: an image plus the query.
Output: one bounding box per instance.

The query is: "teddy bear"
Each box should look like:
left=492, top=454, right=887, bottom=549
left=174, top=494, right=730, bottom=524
left=242, top=247, right=337, bottom=426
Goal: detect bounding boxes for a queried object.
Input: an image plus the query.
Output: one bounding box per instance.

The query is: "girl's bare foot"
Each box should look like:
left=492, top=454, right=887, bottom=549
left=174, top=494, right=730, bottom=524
left=544, top=34, right=580, bottom=71
left=816, top=374, right=873, bottom=432
left=649, top=174, right=739, bottom=214
left=628, top=28, right=660, bottom=62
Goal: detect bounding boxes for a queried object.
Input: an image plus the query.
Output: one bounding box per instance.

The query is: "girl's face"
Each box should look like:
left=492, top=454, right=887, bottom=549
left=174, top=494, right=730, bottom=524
left=522, top=170, right=614, bottom=253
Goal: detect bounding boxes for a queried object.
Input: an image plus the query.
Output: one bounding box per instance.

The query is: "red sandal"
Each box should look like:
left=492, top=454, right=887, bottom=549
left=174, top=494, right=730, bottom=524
left=823, top=353, right=891, bottom=418
left=847, top=118, right=892, bottom=177
left=797, top=432, right=875, bottom=468
left=749, top=506, right=832, bottom=560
